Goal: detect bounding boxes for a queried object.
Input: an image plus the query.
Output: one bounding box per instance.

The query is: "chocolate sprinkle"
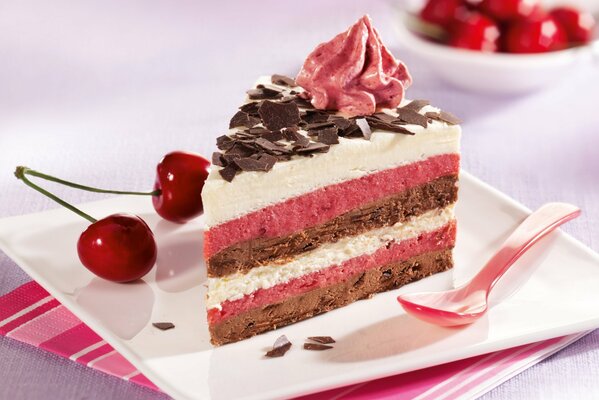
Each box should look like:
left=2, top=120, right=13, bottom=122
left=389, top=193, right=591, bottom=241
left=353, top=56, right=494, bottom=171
left=307, top=336, right=336, bottom=344
left=234, top=156, right=274, bottom=172
left=303, top=343, right=333, bottom=351
left=402, top=99, right=430, bottom=112
left=366, top=116, right=415, bottom=135
left=271, top=74, right=296, bottom=87
left=152, top=322, right=175, bottom=331
left=212, top=152, right=226, bottom=167
left=316, top=127, right=339, bottom=145
left=219, top=165, right=238, bottom=182
left=265, top=335, right=292, bottom=358
left=247, top=87, right=282, bottom=100
left=396, top=108, right=428, bottom=128
left=258, top=100, right=301, bottom=131
left=229, top=111, right=260, bottom=129
left=295, top=142, right=330, bottom=155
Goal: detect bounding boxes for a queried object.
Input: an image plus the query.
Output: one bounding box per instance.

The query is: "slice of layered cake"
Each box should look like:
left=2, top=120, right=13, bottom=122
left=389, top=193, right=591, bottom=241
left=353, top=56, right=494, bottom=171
left=202, top=15, right=461, bottom=345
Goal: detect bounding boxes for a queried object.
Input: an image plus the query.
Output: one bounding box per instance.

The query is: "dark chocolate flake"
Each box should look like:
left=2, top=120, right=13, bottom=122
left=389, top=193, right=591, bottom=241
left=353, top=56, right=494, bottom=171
left=247, top=87, right=282, bottom=100
left=255, top=137, right=292, bottom=154
left=258, top=100, right=301, bottom=131
left=211, top=152, right=226, bottom=167
left=372, top=112, right=397, bottom=123
left=229, top=111, right=260, bottom=129
left=292, top=134, right=310, bottom=148
left=265, top=335, right=292, bottom=358
left=316, top=127, right=339, bottom=145
left=366, top=117, right=415, bottom=135
left=396, top=108, right=428, bottom=128
left=216, top=135, right=235, bottom=151
left=271, top=74, right=296, bottom=87
left=152, top=322, right=175, bottom=331
left=239, top=101, right=261, bottom=116
left=425, top=111, right=461, bottom=125
left=233, top=157, right=271, bottom=172
left=307, top=336, right=336, bottom=344
left=261, top=130, right=284, bottom=142
left=401, top=99, right=430, bottom=112
left=303, top=343, right=333, bottom=351
left=295, top=142, right=330, bottom=155
left=219, top=165, right=238, bottom=182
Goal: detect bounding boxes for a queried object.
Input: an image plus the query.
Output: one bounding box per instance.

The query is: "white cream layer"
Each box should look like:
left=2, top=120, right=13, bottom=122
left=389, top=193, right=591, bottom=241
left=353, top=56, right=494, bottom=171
left=201, top=77, right=461, bottom=228
left=206, top=205, right=455, bottom=310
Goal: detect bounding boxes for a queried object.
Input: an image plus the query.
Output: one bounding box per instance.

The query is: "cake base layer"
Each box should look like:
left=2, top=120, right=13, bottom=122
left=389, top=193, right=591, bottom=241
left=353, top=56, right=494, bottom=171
left=209, top=249, right=452, bottom=346
left=208, top=175, right=458, bottom=277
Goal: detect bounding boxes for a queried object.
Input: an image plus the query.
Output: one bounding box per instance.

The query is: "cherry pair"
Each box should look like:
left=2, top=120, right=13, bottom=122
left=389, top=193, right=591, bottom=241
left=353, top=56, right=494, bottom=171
left=15, top=152, right=210, bottom=283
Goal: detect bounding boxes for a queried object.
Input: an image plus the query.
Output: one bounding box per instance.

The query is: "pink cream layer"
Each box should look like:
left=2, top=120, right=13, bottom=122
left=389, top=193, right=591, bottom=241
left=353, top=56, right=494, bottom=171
left=207, top=222, right=456, bottom=325
left=205, top=153, right=460, bottom=258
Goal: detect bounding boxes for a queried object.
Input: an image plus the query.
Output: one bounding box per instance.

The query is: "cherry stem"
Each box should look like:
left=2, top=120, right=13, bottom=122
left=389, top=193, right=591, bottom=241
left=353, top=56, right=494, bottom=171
left=14, top=166, right=97, bottom=224
left=20, top=168, right=161, bottom=196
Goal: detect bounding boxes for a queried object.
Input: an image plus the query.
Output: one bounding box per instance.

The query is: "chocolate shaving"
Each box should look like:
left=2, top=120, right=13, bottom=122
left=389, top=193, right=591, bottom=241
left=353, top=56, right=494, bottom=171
left=212, top=152, right=226, bottom=167
left=219, top=165, right=238, bottom=182
left=372, top=112, right=397, bottom=123
left=366, top=117, right=415, bottom=135
left=316, top=127, right=339, bottom=145
left=229, top=111, right=260, bottom=129
left=303, top=343, right=333, bottom=351
left=271, top=74, right=296, bottom=87
left=261, top=130, right=284, bottom=142
left=255, top=137, right=292, bottom=154
left=332, top=117, right=353, bottom=130
left=265, top=335, right=292, bottom=358
left=301, top=110, right=331, bottom=124
left=216, top=135, right=235, bottom=151
left=247, top=87, right=282, bottom=100
left=307, top=336, right=336, bottom=344
left=239, top=101, right=261, bottom=115
left=234, top=156, right=275, bottom=172
left=425, top=110, right=461, bottom=125
left=305, top=120, right=336, bottom=131
left=293, top=134, right=310, bottom=148
left=295, top=142, right=330, bottom=155
left=258, top=100, right=301, bottom=131
left=152, top=322, right=175, bottom=331
left=292, top=96, right=314, bottom=109
left=355, top=118, right=372, bottom=140
left=396, top=108, right=428, bottom=128
left=401, top=99, right=430, bottom=112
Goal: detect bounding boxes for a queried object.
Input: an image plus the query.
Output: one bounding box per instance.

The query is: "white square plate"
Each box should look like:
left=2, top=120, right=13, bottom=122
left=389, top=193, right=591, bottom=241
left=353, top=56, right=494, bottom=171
left=1, top=171, right=599, bottom=400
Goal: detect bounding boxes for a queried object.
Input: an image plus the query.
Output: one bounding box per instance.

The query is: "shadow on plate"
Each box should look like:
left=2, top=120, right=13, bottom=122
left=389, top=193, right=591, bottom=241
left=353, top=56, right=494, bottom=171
left=327, top=313, right=478, bottom=363
left=155, top=229, right=206, bottom=293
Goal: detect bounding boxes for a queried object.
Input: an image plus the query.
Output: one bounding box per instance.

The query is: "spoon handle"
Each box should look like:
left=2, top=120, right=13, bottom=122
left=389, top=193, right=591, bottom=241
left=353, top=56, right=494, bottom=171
left=468, top=203, right=581, bottom=294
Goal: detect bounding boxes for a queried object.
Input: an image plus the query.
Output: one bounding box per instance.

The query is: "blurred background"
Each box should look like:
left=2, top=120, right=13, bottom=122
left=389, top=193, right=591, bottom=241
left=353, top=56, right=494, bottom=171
left=1, top=0, right=599, bottom=399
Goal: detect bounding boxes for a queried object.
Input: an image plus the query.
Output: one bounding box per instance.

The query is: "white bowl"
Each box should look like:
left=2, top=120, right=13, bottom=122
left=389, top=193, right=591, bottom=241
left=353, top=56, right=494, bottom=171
left=394, top=11, right=599, bottom=94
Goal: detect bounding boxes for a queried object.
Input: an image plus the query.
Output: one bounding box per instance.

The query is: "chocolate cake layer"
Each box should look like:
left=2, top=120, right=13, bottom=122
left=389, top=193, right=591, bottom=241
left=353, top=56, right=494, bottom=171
left=209, top=248, right=452, bottom=345
left=208, top=175, right=457, bottom=277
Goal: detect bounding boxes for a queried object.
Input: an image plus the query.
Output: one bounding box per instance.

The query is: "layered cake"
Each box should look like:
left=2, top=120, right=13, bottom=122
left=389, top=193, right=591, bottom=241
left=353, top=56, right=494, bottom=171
left=202, top=15, right=461, bottom=345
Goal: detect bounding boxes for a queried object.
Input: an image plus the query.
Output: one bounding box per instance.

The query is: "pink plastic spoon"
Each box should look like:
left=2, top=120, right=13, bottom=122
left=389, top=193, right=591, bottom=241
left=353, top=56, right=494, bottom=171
left=397, top=202, right=581, bottom=327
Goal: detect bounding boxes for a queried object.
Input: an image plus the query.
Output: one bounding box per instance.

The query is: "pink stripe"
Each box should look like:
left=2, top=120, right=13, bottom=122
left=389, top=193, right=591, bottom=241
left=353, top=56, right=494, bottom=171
left=443, top=338, right=564, bottom=400
left=130, top=373, right=161, bottom=391
left=209, top=222, right=456, bottom=324
left=91, top=352, right=138, bottom=378
left=0, top=281, right=49, bottom=321
left=40, top=323, right=104, bottom=358
left=0, top=298, right=61, bottom=334
left=76, top=343, right=114, bottom=364
left=7, top=305, right=81, bottom=346
left=205, top=153, right=460, bottom=257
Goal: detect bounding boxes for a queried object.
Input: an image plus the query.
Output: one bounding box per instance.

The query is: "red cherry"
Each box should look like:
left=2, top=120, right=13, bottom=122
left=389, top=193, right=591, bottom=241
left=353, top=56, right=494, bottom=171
left=420, top=0, right=466, bottom=28
left=152, top=151, right=210, bottom=224
left=77, top=214, right=157, bottom=283
left=448, top=12, right=500, bottom=51
left=479, top=0, right=540, bottom=22
left=504, top=14, right=568, bottom=53
left=550, top=7, right=596, bottom=44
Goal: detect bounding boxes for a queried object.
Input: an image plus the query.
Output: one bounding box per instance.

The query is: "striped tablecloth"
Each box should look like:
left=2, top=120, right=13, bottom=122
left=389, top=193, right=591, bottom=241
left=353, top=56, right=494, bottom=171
left=0, top=280, right=586, bottom=400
